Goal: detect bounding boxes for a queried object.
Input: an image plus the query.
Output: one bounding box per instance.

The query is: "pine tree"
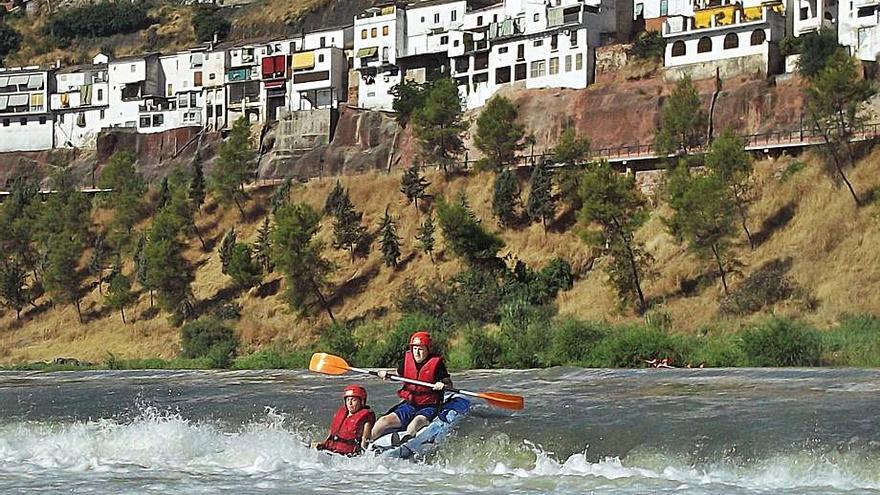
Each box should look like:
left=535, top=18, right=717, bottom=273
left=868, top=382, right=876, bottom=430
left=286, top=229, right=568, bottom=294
left=474, top=95, right=526, bottom=170
left=436, top=196, right=504, bottom=268
left=134, top=233, right=152, bottom=307
left=226, top=243, right=263, bottom=289
left=157, top=177, right=171, bottom=210
left=219, top=227, right=237, bottom=275
left=190, top=152, right=206, bottom=215
left=416, top=211, right=436, bottom=262
left=43, top=233, right=86, bottom=323
left=552, top=128, right=591, bottom=165
left=331, top=190, right=367, bottom=262
left=88, top=234, right=109, bottom=294
left=271, top=178, right=293, bottom=214
left=209, top=116, right=255, bottom=216
left=411, top=78, right=467, bottom=173
left=105, top=268, right=136, bottom=324
left=400, top=164, right=431, bottom=210
left=526, top=161, right=557, bottom=233
left=272, top=203, right=336, bottom=322
left=144, top=207, right=195, bottom=322
left=378, top=206, right=401, bottom=268
left=98, top=151, right=146, bottom=242
left=705, top=128, right=755, bottom=248
left=655, top=75, right=707, bottom=157
left=324, top=179, right=346, bottom=216
left=492, top=168, right=521, bottom=227
left=0, top=258, right=30, bottom=320
left=253, top=216, right=274, bottom=274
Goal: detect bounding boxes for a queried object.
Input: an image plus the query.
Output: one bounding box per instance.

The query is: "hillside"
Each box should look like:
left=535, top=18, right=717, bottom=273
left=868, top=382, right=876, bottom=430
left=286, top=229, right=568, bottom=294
left=2, top=147, right=879, bottom=365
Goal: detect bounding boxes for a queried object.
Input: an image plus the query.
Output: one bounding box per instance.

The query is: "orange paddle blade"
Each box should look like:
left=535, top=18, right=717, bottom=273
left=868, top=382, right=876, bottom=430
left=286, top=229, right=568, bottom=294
left=478, top=392, right=524, bottom=410
left=309, top=353, right=352, bottom=375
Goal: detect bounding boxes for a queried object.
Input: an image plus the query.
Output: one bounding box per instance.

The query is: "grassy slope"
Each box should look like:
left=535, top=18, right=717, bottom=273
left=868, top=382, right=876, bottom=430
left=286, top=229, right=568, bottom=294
left=2, top=150, right=880, bottom=365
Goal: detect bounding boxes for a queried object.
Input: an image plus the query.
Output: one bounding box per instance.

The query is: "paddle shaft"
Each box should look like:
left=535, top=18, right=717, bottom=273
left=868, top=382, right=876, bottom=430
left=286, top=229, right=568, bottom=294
left=348, top=366, right=482, bottom=401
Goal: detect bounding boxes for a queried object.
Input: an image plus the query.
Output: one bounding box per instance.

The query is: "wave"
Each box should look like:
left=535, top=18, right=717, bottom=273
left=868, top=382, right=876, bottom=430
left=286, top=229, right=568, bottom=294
left=1, top=406, right=879, bottom=493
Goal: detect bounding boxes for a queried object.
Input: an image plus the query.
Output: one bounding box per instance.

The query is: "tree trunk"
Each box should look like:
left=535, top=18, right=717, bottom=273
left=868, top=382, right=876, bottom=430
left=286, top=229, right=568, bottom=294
left=120, top=307, right=127, bottom=324
left=812, top=111, right=862, bottom=207
left=74, top=299, right=83, bottom=324
left=313, top=281, right=336, bottom=324
left=192, top=220, right=207, bottom=250
left=16, top=308, right=21, bottom=320
left=149, top=289, right=154, bottom=308
left=234, top=196, right=246, bottom=217
left=711, top=244, right=729, bottom=295
left=612, top=217, right=647, bottom=313
left=733, top=191, right=754, bottom=249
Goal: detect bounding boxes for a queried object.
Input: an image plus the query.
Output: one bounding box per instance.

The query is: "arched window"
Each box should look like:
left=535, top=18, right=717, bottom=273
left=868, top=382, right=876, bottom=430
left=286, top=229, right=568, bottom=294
left=750, top=29, right=766, bottom=46
left=723, top=33, right=739, bottom=49
left=697, top=37, right=712, bottom=53
left=671, top=40, right=686, bottom=57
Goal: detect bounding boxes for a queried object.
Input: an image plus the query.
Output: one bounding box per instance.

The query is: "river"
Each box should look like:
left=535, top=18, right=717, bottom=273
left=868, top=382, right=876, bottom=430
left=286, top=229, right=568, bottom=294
left=0, top=368, right=878, bottom=494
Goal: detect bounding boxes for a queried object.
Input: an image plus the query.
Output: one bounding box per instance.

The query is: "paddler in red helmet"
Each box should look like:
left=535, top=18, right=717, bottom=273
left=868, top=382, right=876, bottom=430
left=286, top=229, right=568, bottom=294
left=312, top=384, right=376, bottom=456
left=370, top=331, right=453, bottom=442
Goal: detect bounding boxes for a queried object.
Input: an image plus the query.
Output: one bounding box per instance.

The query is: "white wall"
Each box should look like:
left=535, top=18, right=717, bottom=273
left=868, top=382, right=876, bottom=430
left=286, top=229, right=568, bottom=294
left=839, top=3, right=880, bottom=62
left=0, top=115, right=53, bottom=152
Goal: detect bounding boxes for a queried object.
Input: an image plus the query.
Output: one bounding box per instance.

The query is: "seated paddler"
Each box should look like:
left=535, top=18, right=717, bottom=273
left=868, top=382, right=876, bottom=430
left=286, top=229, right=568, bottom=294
left=370, top=331, right=453, bottom=443
left=312, top=384, right=375, bottom=456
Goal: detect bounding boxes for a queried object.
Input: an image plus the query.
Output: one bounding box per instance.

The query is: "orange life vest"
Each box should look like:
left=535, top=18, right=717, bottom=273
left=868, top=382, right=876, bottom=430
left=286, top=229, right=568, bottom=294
left=397, top=352, right=444, bottom=406
left=321, top=405, right=375, bottom=456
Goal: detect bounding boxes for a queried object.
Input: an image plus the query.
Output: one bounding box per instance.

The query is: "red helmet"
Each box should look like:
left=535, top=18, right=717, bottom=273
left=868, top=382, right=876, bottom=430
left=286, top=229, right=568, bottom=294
left=409, top=331, right=432, bottom=350
left=343, top=384, right=367, bottom=401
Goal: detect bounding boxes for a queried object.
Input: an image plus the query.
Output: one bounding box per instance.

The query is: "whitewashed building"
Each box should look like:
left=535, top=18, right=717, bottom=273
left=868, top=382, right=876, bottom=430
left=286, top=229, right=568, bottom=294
left=663, top=3, right=785, bottom=80
left=52, top=54, right=110, bottom=149
left=289, top=47, right=348, bottom=110
left=107, top=53, right=165, bottom=130
left=294, top=25, right=355, bottom=51
left=838, top=1, right=880, bottom=62
left=0, top=66, right=54, bottom=152
left=224, top=42, right=263, bottom=124
left=353, top=2, right=406, bottom=110
left=787, top=0, right=837, bottom=36
left=202, top=46, right=228, bottom=130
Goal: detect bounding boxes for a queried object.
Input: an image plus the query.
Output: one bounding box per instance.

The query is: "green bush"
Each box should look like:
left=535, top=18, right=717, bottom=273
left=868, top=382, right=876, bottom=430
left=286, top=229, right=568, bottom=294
left=629, top=31, right=665, bottom=60
left=740, top=317, right=823, bottom=367
left=686, top=332, right=746, bottom=367
left=779, top=35, right=802, bottom=57
left=544, top=317, right=608, bottom=366
left=720, top=258, right=796, bottom=315
left=821, top=314, right=880, bottom=367
left=498, top=299, right=553, bottom=368
left=232, top=348, right=312, bottom=369
left=447, top=325, right=503, bottom=370
left=590, top=325, right=684, bottom=368
left=318, top=321, right=359, bottom=362
left=193, top=5, right=231, bottom=43
left=47, top=2, right=151, bottom=41
left=356, top=313, right=445, bottom=367
left=780, top=160, right=806, bottom=182
left=180, top=317, right=238, bottom=368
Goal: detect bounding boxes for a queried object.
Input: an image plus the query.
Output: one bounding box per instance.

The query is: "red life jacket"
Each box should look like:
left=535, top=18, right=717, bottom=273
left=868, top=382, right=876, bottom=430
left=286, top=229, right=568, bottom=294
left=397, top=352, right=444, bottom=406
left=321, top=406, right=375, bottom=456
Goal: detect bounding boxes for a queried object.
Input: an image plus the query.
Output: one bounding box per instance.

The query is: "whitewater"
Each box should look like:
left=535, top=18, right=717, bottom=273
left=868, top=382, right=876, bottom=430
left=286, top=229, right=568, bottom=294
left=1, top=368, right=879, bottom=494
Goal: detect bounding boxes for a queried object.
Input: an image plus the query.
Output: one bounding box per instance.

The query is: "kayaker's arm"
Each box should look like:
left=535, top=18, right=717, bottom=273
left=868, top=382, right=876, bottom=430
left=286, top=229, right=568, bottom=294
left=360, top=421, right=373, bottom=451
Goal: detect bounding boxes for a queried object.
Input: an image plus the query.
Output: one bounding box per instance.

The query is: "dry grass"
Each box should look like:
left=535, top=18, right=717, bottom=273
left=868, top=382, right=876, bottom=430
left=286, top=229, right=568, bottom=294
left=3, top=152, right=880, bottom=364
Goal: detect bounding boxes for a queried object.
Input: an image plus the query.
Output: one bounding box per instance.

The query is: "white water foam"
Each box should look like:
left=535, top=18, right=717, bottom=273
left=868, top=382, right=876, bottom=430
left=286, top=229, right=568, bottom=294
left=1, top=408, right=879, bottom=494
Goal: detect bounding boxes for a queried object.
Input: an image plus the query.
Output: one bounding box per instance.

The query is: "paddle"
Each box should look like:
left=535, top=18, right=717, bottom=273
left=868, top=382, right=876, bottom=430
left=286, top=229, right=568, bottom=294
left=309, top=352, right=524, bottom=411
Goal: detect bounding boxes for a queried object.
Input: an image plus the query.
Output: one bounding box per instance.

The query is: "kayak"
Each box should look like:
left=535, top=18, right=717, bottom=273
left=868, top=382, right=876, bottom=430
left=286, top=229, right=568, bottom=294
left=370, top=395, right=471, bottom=459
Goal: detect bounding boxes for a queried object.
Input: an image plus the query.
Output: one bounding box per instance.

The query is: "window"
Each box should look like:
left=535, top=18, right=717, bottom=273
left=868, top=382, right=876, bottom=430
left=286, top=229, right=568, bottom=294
left=421, top=16, right=425, bottom=22
left=179, top=94, right=189, bottom=108
left=451, top=10, right=457, bottom=21
left=858, top=6, right=875, bottom=17
left=318, top=54, right=325, bottom=63
left=320, top=36, right=326, bottom=47
left=800, top=7, right=808, bottom=20
left=131, top=64, right=136, bottom=72
left=724, top=33, right=739, bottom=49
left=565, top=54, right=572, bottom=72
left=496, top=66, right=511, bottom=83
left=514, top=62, right=527, bottom=81
left=697, top=37, right=712, bottom=53
left=39, top=116, right=46, bottom=125
left=517, top=44, right=525, bottom=60
left=153, top=114, right=163, bottom=127
left=660, top=0, right=668, bottom=16
left=575, top=53, right=583, bottom=70
left=382, top=47, right=389, bottom=61
left=139, top=116, right=151, bottom=128
left=551, top=34, right=558, bottom=51
left=190, top=93, right=197, bottom=108
left=499, top=46, right=508, bottom=54
left=671, top=40, right=686, bottom=57
left=383, top=25, right=389, bottom=36
left=167, top=84, right=173, bottom=96
left=207, top=105, right=214, bottom=118
left=441, top=35, right=449, bottom=45
left=210, top=73, right=216, bottom=80
left=477, top=15, right=483, bottom=25
left=20, top=118, right=26, bottom=126
left=530, top=60, right=546, bottom=78
left=1, top=118, right=9, bottom=126
left=533, top=40, right=543, bottom=47
left=455, top=57, right=469, bottom=72
left=97, top=88, right=104, bottom=101
left=570, top=30, right=578, bottom=47
left=473, top=72, right=488, bottom=84
left=434, top=13, right=440, bottom=23
left=361, top=29, right=368, bottom=39
left=549, top=57, right=559, bottom=75
left=474, top=52, right=489, bottom=70
left=493, top=14, right=498, bottom=22
left=533, top=13, right=539, bottom=22
left=454, top=40, right=460, bottom=47
left=750, top=29, right=766, bottom=45
left=100, top=109, right=105, bottom=120
left=371, top=27, right=377, bottom=37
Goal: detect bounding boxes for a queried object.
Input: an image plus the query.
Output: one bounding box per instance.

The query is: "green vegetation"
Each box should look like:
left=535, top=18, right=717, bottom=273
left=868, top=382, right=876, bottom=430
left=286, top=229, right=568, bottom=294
left=415, top=211, right=435, bottom=261
left=105, top=269, right=136, bottom=324
left=400, top=164, right=430, bottom=210
left=390, top=79, right=431, bottom=127
left=46, top=2, right=150, bottom=42
left=192, top=5, right=231, bottom=43
left=412, top=78, right=467, bottom=173
left=655, top=75, right=707, bottom=156
left=551, top=128, right=591, bottom=165
left=629, top=30, right=665, bottom=60
left=797, top=28, right=840, bottom=77
left=492, top=169, right=521, bottom=227
left=526, top=160, right=557, bottom=232
left=474, top=96, right=526, bottom=170
left=329, top=185, right=368, bottom=261
left=179, top=317, right=239, bottom=368
left=705, top=128, right=754, bottom=248
left=436, top=196, right=504, bottom=268
left=226, top=243, right=263, bottom=289
left=210, top=117, right=256, bottom=215
left=0, top=23, right=21, bottom=65
left=378, top=207, right=401, bottom=268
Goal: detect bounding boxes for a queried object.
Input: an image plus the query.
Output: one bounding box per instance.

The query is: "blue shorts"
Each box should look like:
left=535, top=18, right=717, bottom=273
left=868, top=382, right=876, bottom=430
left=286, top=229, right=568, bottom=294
left=391, top=402, right=438, bottom=427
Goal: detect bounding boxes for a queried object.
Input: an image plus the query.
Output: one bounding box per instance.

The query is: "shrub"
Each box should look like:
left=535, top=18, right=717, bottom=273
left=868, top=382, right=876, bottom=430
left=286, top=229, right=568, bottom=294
left=446, top=325, right=503, bottom=370
left=226, top=243, right=263, bottom=289
left=318, top=321, right=359, bottom=362
left=212, top=302, right=242, bottom=321
left=590, top=325, right=684, bottom=368
left=497, top=299, right=553, bottom=368
left=356, top=313, right=445, bottom=367
left=47, top=2, right=150, bottom=41
left=740, top=317, right=823, bottom=367
left=686, top=332, right=746, bottom=367
left=232, top=348, right=312, bottom=369
left=544, top=318, right=608, bottom=366
left=821, top=314, right=880, bottom=367
left=779, top=35, right=802, bottom=57
left=629, top=31, right=665, bottom=60
left=180, top=318, right=238, bottom=368
left=720, top=258, right=796, bottom=315
left=193, top=5, right=231, bottom=43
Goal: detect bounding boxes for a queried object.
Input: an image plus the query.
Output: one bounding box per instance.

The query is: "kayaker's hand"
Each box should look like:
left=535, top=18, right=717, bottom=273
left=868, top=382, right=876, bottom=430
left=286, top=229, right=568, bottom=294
left=310, top=441, right=322, bottom=450
left=377, top=370, right=388, bottom=380
left=432, top=381, right=445, bottom=391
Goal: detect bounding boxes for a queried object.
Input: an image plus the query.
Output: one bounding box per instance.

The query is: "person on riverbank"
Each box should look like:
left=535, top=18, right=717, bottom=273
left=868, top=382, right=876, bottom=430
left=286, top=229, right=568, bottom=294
left=370, top=331, right=453, bottom=443
left=312, top=384, right=375, bottom=456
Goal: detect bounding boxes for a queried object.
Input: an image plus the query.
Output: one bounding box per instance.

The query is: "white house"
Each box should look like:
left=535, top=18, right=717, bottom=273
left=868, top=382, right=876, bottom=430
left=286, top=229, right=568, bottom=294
left=663, top=3, right=786, bottom=80
left=353, top=1, right=406, bottom=110
left=52, top=54, right=110, bottom=149
left=0, top=66, right=54, bottom=152
left=788, top=0, right=837, bottom=36
left=145, top=50, right=206, bottom=134
left=107, top=53, right=164, bottom=130
left=202, top=46, right=228, bottom=130
left=838, top=1, right=880, bottom=62
left=289, top=46, right=348, bottom=111
left=224, top=42, right=264, bottom=124
left=294, top=25, right=355, bottom=52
